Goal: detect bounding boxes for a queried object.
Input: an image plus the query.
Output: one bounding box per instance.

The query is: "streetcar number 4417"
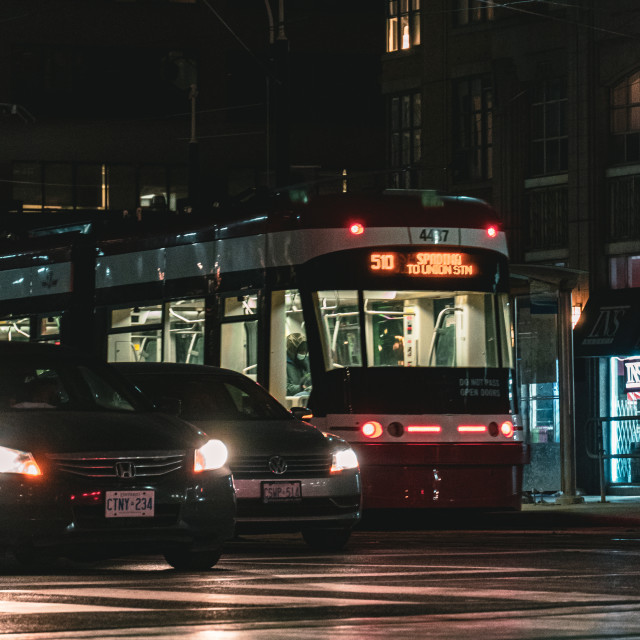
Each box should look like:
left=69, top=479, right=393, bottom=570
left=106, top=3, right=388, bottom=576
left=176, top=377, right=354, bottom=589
left=419, top=228, right=449, bottom=242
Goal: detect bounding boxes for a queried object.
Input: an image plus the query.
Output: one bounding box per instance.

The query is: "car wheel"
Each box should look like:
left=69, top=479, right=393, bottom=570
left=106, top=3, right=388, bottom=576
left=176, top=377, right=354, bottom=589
left=301, top=528, right=351, bottom=551
left=163, top=546, right=223, bottom=571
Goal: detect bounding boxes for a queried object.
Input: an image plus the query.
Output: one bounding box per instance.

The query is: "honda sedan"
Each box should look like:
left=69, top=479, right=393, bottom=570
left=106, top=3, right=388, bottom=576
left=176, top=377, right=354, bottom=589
left=0, top=342, right=236, bottom=570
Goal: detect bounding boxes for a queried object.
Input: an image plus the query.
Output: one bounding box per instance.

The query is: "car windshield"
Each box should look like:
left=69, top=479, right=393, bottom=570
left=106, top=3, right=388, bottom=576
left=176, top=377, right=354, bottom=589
left=131, top=374, right=293, bottom=422
left=0, top=358, right=144, bottom=413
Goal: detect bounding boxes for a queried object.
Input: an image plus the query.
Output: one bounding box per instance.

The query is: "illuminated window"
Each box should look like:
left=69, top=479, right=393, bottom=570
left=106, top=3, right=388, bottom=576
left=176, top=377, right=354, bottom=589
left=386, top=0, right=421, bottom=53
left=454, top=0, right=495, bottom=26
left=531, top=78, right=568, bottom=176
left=389, top=92, right=422, bottom=188
left=452, top=75, right=493, bottom=182
left=611, top=71, right=640, bottom=163
left=610, top=255, right=640, bottom=289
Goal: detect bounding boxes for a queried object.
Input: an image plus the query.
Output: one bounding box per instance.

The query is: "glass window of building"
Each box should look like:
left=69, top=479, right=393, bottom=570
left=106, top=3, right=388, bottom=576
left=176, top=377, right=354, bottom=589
left=12, top=163, right=43, bottom=210
left=45, top=164, right=73, bottom=209
left=531, top=78, right=568, bottom=176
left=389, top=92, right=422, bottom=188
left=608, top=174, right=640, bottom=242
left=525, top=186, right=568, bottom=251
left=139, top=166, right=168, bottom=212
left=608, top=357, right=640, bottom=485
left=386, top=0, right=421, bottom=53
left=611, top=71, right=640, bottom=164
left=453, top=76, right=493, bottom=182
left=454, top=0, right=495, bottom=26
left=610, top=255, right=640, bottom=289
left=76, top=164, right=105, bottom=210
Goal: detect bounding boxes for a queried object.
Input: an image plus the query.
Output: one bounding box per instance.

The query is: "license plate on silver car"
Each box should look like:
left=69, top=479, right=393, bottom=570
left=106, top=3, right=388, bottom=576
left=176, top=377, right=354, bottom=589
left=105, top=490, right=155, bottom=518
left=262, top=481, right=302, bottom=502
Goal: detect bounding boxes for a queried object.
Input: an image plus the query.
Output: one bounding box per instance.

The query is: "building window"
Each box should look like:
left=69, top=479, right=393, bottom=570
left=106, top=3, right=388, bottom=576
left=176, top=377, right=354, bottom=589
left=608, top=174, right=640, bottom=241
left=531, top=78, right=568, bottom=176
left=525, top=186, right=568, bottom=251
left=452, top=76, right=493, bottom=182
left=610, top=255, right=640, bottom=289
left=386, top=0, right=421, bottom=53
left=389, top=92, right=422, bottom=188
left=611, top=71, right=640, bottom=164
left=12, top=162, right=187, bottom=213
left=454, top=0, right=495, bottom=26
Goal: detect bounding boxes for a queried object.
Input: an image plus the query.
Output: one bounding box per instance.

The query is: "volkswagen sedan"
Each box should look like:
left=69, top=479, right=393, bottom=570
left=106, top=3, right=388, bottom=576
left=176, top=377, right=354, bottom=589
left=117, top=363, right=362, bottom=550
left=0, top=342, right=236, bottom=570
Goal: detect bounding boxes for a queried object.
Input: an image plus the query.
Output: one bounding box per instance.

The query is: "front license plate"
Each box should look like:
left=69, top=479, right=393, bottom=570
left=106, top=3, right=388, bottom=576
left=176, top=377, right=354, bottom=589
left=262, top=481, right=302, bottom=503
left=105, top=490, right=155, bottom=518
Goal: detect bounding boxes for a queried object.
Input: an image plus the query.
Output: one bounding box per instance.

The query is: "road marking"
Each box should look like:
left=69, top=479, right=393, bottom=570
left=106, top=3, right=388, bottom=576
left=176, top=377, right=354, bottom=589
left=8, top=588, right=412, bottom=608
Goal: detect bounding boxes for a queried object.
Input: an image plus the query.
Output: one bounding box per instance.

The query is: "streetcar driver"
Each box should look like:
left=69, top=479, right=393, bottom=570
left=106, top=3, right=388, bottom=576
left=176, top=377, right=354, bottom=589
left=286, top=333, right=312, bottom=397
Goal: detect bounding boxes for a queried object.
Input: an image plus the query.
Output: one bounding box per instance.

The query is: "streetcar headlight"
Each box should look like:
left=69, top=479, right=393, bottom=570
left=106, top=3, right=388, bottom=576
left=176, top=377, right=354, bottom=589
left=194, top=439, right=228, bottom=472
left=330, top=447, right=359, bottom=473
left=0, top=446, right=42, bottom=476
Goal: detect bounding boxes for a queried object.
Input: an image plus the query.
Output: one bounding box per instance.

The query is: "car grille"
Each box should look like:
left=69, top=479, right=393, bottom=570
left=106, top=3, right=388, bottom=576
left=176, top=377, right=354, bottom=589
left=48, top=452, right=186, bottom=478
left=231, top=453, right=332, bottom=478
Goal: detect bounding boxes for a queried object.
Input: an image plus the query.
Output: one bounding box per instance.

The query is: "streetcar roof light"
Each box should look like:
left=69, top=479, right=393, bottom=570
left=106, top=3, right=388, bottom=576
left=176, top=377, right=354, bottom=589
left=349, top=222, right=365, bottom=235
left=487, top=226, right=498, bottom=238
left=458, top=425, right=487, bottom=433
left=407, top=425, right=441, bottom=433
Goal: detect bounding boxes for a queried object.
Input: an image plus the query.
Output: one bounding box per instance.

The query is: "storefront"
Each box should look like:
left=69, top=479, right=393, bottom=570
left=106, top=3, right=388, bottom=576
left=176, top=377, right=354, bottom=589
left=574, top=288, right=640, bottom=494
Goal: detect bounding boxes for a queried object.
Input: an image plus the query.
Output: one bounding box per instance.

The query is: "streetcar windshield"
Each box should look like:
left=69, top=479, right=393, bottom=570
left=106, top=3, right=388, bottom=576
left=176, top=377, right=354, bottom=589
left=314, top=290, right=513, bottom=370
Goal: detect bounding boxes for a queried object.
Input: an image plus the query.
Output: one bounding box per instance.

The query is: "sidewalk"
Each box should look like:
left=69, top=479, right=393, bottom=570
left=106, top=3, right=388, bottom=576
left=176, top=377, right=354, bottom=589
left=515, top=495, right=640, bottom=531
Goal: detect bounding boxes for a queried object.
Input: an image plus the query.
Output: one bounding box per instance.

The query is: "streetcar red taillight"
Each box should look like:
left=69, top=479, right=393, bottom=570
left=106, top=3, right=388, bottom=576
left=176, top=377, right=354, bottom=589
left=458, top=425, right=487, bottom=433
left=407, top=425, right=441, bottom=433
left=361, top=421, right=383, bottom=438
left=349, top=222, right=365, bottom=235
left=487, top=225, right=498, bottom=238
left=500, top=421, right=514, bottom=438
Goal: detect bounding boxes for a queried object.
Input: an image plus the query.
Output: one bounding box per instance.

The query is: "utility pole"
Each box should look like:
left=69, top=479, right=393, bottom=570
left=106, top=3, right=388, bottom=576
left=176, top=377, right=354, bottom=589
left=188, top=84, right=199, bottom=211
left=265, top=0, right=289, bottom=189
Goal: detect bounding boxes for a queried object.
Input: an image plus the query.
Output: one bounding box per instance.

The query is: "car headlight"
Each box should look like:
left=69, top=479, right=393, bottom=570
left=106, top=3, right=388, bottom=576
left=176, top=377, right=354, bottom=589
left=0, top=446, right=42, bottom=476
left=330, top=447, right=359, bottom=473
left=194, top=439, right=228, bottom=472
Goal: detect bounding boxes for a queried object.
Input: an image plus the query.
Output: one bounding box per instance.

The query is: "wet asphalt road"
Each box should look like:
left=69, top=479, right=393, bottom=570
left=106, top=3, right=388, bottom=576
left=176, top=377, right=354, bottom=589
left=1, top=510, right=640, bottom=640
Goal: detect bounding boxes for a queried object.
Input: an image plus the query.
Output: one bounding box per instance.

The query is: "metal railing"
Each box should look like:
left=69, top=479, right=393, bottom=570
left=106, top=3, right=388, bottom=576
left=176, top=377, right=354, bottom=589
left=586, top=416, right=640, bottom=503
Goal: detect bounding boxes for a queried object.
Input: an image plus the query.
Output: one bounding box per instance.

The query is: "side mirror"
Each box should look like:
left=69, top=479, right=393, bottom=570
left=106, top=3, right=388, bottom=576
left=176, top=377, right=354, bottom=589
left=155, top=396, right=182, bottom=416
left=291, top=406, right=313, bottom=421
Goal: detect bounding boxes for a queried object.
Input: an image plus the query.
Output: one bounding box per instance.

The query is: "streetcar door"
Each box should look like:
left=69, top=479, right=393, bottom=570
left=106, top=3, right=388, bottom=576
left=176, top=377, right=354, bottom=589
left=219, top=292, right=259, bottom=380
left=269, top=289, right=310, bottom=409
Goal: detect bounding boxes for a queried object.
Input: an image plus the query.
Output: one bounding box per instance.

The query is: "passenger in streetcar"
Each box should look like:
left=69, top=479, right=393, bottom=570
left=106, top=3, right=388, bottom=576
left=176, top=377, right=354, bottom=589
left=286, top=333, right=312, bottom=397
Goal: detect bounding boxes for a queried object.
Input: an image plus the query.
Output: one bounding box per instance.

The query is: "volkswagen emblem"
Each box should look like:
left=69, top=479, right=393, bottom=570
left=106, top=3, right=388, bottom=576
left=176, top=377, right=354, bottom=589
left=114, top=461, right=136, bottom=479
left=268, top=456, right=288, bottom=475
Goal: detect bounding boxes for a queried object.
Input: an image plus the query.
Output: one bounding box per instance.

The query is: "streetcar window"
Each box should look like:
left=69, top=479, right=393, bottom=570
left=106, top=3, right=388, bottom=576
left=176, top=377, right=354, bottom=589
left=220, top=321, right=258, bottom=379
left=313, top=290, right=512, bottom=369
left=167, top=299, right=204, bottom=364
left=0, top=317, right=31, bottom=342
left=314, top=291, right=362, bottom=369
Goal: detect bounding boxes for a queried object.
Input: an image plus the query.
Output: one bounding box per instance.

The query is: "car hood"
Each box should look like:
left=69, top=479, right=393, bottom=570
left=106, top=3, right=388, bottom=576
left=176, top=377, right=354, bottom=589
left=0, top=410, right=207, bottom=454
left=185, top=417, right=332, bottom=459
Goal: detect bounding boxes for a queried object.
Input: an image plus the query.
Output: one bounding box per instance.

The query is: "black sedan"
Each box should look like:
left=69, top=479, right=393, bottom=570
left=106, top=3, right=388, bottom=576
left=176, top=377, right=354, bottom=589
left=116, top=363, right=362, bottom=551
left=0, top=342, right=236, bottom=570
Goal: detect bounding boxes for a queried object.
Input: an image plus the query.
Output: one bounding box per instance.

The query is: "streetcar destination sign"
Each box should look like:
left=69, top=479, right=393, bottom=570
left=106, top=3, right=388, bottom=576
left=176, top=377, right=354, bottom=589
left=369, top=251, right=477, bottom=277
